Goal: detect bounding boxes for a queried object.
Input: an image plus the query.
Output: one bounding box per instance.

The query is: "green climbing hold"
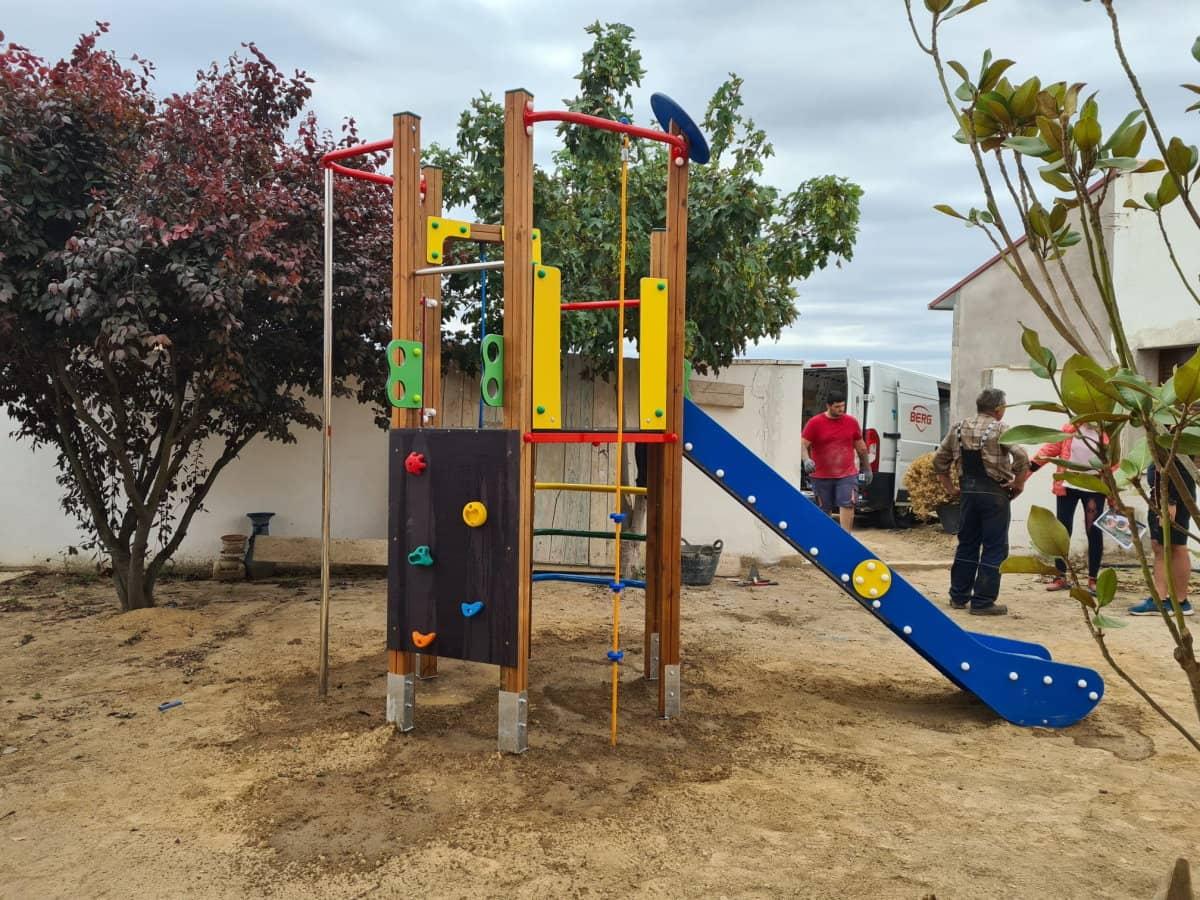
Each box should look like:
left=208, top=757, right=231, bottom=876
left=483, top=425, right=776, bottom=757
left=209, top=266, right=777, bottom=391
left=432, top=251, right=440, bottom=260
left=459, top=225, right=467, bottom=234
left=413, top=347, right=422, bottom=358
left=657, top=282, right=666, bottom=291
left=536, top=405, right=546, bottom=414
left=431, top=221, right=440, bottom=230
left=407, top=545, right=434, bottom=567
left=655, top=408, right=664, bottom=418
left=537, top=269, right=546, bottom=279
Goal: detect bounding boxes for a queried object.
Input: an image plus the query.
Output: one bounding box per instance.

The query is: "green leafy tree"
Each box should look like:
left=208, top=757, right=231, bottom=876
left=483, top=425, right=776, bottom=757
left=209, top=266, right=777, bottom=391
left=425, top=21, right=863, bottom=375
left=0, top=27, right=392, bottom=610
left=906, top=0, right=1200, bottom=750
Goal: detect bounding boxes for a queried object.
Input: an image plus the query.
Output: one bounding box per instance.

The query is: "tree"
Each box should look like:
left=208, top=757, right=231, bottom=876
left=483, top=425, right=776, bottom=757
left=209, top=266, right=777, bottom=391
left=0, top=26, right=392, bottom=610
left=905, top=0, right=1200, bottom=750
left=424, top=21, right=864, bottom=375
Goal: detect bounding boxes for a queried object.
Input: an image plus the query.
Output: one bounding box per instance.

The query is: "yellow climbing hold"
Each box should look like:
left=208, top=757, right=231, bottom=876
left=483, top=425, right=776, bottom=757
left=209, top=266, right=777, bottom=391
left=851, top=558, right=892, bottom=600
left=462, top=501, right=488, bottom=528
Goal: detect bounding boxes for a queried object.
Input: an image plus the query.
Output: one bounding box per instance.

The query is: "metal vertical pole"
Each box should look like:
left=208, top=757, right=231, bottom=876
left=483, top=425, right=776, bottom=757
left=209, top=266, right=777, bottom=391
left=318, top=167, right=334, bottom=697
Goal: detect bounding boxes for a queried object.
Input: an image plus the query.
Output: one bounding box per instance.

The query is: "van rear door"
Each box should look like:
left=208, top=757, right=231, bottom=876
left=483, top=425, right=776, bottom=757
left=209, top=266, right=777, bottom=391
left=846, top=358, right=865, bottom=422
left=896, top=374, right=941, bottom=502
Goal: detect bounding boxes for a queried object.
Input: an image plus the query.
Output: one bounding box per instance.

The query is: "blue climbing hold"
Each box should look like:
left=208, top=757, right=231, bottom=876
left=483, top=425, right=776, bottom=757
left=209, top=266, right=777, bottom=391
left=461, top=600, right=484, bottom=618
left=618, top=116, right=631, bottom=125
left=609, top=512, right=626, bottom=524
left=607, top=650, right=625, bottom=662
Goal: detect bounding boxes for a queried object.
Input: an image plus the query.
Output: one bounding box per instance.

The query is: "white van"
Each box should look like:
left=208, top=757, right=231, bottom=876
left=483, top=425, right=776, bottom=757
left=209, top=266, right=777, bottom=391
left=801, top=360, right=950, bottom=527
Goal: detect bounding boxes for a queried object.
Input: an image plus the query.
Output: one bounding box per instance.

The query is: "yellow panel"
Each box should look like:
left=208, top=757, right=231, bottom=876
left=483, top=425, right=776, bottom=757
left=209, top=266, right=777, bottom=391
left=638, top=277, right=669, bottom=430
left=425, top=216, right=473, bottom=264
left=532, top=264, right=562, bottom=429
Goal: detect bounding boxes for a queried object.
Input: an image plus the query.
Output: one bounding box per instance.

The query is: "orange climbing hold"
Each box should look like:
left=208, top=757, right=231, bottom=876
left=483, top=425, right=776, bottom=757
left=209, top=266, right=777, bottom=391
left=411, top=631, right=437, bottom=649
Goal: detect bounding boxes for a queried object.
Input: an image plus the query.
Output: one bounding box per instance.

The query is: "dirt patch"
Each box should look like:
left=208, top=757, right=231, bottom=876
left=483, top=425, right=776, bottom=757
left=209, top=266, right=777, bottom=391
left=1, top=533, right=1198, bottom=899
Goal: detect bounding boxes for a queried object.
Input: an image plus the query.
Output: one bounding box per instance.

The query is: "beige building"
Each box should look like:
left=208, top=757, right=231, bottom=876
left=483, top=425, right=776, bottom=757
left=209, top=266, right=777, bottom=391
left=929, top=171, right=1200, bottom=548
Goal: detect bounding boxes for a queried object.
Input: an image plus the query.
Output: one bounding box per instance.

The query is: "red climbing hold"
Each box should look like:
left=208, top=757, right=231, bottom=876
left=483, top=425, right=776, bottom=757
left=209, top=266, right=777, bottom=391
left=405, top=452, right=427, bottom=475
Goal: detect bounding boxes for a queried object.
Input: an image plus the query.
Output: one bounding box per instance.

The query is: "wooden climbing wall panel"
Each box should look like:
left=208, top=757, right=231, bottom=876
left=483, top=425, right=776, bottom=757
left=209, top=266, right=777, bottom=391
left=387, top=428, right=520, bottom=666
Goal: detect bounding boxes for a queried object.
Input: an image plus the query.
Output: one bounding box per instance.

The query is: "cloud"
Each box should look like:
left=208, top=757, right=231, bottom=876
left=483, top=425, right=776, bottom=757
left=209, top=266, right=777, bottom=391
left=6, top=0, right=1197, bottom=385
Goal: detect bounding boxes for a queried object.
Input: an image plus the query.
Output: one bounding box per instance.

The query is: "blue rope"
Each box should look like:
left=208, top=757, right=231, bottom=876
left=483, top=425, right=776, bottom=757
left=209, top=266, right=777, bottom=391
left=532, top=573, right=646, bottom=590
left=478, top=243, right=488, bottom=428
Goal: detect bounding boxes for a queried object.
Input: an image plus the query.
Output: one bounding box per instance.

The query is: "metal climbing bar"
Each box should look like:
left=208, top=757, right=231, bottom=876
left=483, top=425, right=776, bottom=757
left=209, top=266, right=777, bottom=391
left=560, top=299, right=641, bottom=311
left=534, top=528, right=646, bottom=542
left=413, top=260, right=506, bottom=277
left=320, top=139, right=397, bottom=186
left=523, top=107, right=688, bottom=155
left=535, top=482, right=647, bottom=495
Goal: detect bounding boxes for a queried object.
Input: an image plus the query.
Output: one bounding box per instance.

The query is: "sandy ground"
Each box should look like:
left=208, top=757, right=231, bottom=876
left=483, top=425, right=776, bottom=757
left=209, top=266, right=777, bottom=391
left=1, top=525, right=1197, bottom=899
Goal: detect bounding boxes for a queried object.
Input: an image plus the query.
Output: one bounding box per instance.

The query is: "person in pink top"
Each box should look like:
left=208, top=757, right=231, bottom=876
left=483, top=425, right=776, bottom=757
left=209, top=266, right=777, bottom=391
left=801, top=393, right=870, bottom=532
left=1032, top=423, right=1108, bottom=592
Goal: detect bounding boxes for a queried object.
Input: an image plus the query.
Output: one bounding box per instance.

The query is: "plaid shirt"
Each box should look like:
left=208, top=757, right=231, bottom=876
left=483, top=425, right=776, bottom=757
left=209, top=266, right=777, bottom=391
left=933, top=414, right=1030, bottom=484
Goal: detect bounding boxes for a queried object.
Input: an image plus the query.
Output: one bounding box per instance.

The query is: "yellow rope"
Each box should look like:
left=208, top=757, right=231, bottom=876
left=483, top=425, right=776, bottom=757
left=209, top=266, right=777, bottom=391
left=611, top=133, right=630, bottom=748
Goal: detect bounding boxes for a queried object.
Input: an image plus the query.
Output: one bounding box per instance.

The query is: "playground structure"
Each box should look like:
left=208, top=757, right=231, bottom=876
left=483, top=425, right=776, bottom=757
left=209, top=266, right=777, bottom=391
left=320, top=88, right=1107, bottom=755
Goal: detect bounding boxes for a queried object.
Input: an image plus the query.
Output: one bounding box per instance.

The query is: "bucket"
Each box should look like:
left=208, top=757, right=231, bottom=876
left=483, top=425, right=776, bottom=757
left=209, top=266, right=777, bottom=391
left=680, top=538, right=723, bottom=586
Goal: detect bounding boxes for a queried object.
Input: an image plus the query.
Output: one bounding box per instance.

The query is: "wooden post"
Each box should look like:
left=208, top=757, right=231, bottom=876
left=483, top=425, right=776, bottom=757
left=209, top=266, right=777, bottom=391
left=499, top=89, right=535, bottom=753
left=658, top=135, right=688, bottom=718
left=416, top=164, right=442, bottom=681
left=387, top=112, right=422, bottom=729
left=643, top=229, right=668, bottom=682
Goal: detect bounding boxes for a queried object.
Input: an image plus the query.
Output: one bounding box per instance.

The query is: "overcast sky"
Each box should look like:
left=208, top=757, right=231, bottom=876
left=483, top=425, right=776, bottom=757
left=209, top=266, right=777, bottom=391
left=7, top=0, right=1198, bottom=378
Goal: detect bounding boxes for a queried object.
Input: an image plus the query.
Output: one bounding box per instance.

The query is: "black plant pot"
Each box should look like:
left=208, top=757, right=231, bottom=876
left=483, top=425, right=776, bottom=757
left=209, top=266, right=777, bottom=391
left=936, top=502, right=961, bottom=535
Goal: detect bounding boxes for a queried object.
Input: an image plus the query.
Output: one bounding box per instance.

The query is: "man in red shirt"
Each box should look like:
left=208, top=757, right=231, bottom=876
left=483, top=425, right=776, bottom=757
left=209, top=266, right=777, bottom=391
left=801, top=394, right=871, bottom=531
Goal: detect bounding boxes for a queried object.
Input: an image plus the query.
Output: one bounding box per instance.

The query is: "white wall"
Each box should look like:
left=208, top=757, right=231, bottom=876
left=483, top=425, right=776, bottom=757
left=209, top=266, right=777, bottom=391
left=1111, top=172, right=1200, bottom=354
left=0, top=360, right=810, bottom=568
left=681, top=361, right=805, bottom=563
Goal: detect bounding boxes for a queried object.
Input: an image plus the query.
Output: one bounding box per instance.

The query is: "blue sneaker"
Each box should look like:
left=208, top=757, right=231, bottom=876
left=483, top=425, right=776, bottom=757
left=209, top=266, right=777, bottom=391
left=1129, top=598, right=1194, bottom=616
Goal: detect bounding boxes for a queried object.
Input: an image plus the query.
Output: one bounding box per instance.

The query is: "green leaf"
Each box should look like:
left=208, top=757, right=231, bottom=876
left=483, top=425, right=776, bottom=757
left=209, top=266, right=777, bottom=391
left=1040, top=168, right=1074, bottom=192
left=1193, top=36, right=1200, bottom=64
left=980, top=59, right=1016, bottom=94
left=1158, top=172, right=1181, bottom=207
left=934, top=204, right=967, bottom=220
left=1134, top=158, right=1166, bottom=173
left=1110, top=120, right=1146, bottom=158
left=1101, top=109, right=1142, bottom=152
left=1094, top=568, right=1117, bottom=607
left=1074, top=117, right=1101, bottom=151
left=1010, top=77, right=1041, bottom=118
left=1171, top=346, right=1200, bottom=404
left=1071, top=586, right=1098, bottom=611
left=1155, top=429, right=1200, bottom=455
left=1003, top=135, right=1051, bottom=156
left=1093, top=613, right=1127, bottom=630
left=955, top=81, right=976, bottom=102
left=1029, top=505, right=1070, bottom=559
left=1095, top=157, right=1140, bottom=171
left=1049, top=202, right=1068, bottom=231
left=1166, top=136, right=1194, bottom=177
left=1056, top=472, right=1112, bottom=495
left=943, top=0, right=988, bottom=21
left=947, top=60, right=972, bottom=85
left=1061, top=354, right=1117, bottom=415
left=1126, top=437, right=1152, bottom=472
left=924, top=0, right=953, bottom=12
left=1000, top=556, right=1060, bottom=576
left=1000, top=424, right=1070, bottom=445
left=1028, top=401, right=1068, bottom=414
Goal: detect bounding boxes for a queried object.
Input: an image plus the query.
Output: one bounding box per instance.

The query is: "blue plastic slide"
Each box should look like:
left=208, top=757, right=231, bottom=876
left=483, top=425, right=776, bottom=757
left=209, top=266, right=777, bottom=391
left=683, top=398, right=1103, bottom=728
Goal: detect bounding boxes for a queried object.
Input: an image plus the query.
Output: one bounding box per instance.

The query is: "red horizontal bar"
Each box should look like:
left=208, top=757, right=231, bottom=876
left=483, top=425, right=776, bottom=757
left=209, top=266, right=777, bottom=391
left=320, top=138, right=392, bottom=166
left=327, top=161, right=394, bottom=186
left=524, top=431, right=678, bottom=444
left=560, top=299, right=641, bottom=311
left=524, top=108, right=686, bottom=155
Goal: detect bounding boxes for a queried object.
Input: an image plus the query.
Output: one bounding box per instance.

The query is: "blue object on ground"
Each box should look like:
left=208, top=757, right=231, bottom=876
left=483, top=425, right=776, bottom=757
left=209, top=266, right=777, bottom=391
left=681, top=397, right=1104, bottom=728
left=158, top=700, right=183, bottom=713
left=532, top=573, right=646, bottom=590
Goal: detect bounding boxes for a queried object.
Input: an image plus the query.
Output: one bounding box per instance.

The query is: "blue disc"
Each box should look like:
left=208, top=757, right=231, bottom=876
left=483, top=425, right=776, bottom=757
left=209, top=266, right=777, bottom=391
left=650, top=93, right=710, bottom=165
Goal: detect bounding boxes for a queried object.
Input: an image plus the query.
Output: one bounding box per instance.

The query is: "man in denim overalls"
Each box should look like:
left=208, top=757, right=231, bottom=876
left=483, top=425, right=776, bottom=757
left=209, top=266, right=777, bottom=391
left=932, top=388, right=1030, bottom=615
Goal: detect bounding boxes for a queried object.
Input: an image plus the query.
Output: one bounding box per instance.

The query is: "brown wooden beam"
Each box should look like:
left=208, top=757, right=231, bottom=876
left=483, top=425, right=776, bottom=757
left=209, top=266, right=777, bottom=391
left=389, top=111, right=422, bottom=680
left=501, top=89, right=535, bottom=707
left=658, top=128, right=688, bottom=717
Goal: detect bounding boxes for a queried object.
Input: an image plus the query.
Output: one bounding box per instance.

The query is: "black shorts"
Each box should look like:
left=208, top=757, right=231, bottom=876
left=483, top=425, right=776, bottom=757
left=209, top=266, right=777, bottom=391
left=1148, top=463, right=1195, bottom=545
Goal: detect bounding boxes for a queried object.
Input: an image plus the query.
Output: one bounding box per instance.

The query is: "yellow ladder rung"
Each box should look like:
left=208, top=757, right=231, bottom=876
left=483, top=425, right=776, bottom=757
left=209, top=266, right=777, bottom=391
left=535, top=482, right=647, bottom=496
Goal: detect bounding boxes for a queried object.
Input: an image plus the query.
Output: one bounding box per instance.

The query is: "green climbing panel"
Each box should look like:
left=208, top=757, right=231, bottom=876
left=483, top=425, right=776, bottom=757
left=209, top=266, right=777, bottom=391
left=481, top=333, right=504, bottom=408
left=386, top=340, right=424, bottom=409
